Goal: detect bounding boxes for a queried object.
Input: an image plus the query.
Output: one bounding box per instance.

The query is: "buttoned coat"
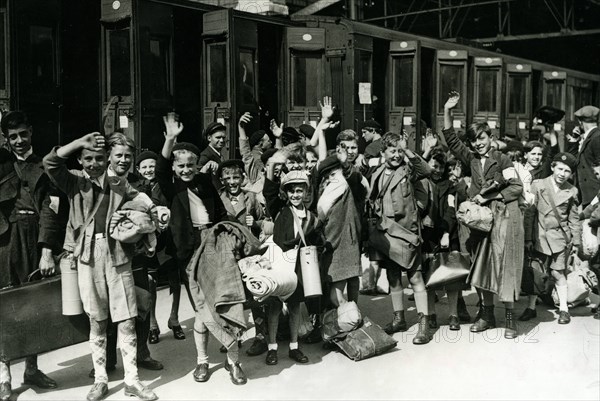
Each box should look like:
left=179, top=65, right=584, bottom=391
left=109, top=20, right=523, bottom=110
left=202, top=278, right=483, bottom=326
left=567, top=127, right=600, bottom=207
left=43, top=148, right=148, bottom=267
left=524, top=177, right=580, bottom=256
left=219, top=189, right=265, bottom=237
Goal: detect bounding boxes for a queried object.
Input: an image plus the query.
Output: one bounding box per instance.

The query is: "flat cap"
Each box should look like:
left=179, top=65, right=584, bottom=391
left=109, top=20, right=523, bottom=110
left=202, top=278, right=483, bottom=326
left=317, top=155, right=342, bottom=182
left=574, top=106, right=600, bottom=123
left=360, top=119, right=382, bottom=131
left=280, top=170, right=309, bottom=188
left=203, top=122, right=227, bottom=138
left=552, top=152, right=577, bottom=171
left=298, top=124, right=315, bottom=139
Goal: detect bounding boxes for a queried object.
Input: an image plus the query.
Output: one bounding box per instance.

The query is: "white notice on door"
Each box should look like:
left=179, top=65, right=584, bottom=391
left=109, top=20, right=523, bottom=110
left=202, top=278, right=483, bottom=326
left=119, top=115, right=129, bottom=129
left=358, top=83, right=372, bottom=105
left=217, top=118, right=226, bottom=126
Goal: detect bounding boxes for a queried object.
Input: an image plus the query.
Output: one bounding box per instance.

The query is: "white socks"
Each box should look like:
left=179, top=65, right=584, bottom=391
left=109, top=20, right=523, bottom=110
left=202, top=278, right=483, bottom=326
left=556, top=284, right=569, bottom=312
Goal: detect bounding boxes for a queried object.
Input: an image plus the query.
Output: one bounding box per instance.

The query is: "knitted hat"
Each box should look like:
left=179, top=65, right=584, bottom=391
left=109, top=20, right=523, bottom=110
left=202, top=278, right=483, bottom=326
left=249, top=130, right=267, bottom=148
left=136, top=150, right=158, bottom=166
left=552, top=152, right=577, bottom=171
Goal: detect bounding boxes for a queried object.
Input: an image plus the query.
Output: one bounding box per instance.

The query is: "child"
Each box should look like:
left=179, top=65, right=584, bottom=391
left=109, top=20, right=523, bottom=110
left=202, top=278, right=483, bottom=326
left=367, top=131, right=433, bottom=344
left=263, top=164, right=323, bottom=365
left=43, top=132, right=158, bottom=401
left=524, top=153, right=580, bottom=324
left=442, top=91, right=524, bottom=339
left=155, top=115, right=246, bottom=385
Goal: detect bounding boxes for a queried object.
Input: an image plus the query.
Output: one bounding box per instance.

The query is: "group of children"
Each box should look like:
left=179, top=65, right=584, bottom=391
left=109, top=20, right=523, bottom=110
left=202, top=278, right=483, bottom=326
left=0, top=92, right=599, bottom=401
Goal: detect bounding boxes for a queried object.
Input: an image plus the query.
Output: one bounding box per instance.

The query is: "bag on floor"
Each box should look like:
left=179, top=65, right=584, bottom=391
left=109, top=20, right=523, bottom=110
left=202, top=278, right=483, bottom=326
left=521, top=253, right=551, bottom=296
left=334, top=317, right=397, bottom=361
left=322, top=301, right=362, bottom=341
left=551, top=257, right=594, bottom=307
left=297, top=302, right=314, bottom=338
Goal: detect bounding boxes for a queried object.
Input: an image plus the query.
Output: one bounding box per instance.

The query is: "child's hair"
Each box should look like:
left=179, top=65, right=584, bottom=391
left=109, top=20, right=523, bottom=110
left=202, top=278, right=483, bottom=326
left=173, top=149, right=198, bottom=162
left=465, top=122, right=491, bottom=142
left=305, top=145, right=317, bottom=158
left=220, top=164, right=244, bottom=178
left=525, top=140, right=544, bottom=153
left=286, top=150, right=306, bottom=164
left=106, top=132, right=136, bottom=152
left=336, top=129, right=359, bottom=145
left=430, top=148, right=447, bottom=166
left=1, top=111, right=30, bottom=135
left=506, top=149, right=524, bottom=163
left=382, top=131, right=402, bottom=149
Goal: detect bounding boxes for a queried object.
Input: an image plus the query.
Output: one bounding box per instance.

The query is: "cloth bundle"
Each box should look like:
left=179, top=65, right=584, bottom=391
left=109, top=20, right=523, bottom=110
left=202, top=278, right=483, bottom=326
left=238, top=254, right=297, bottom=302
left=457, top=201, right=494, bottom=232
left=109, top=199, right=161, bottom=256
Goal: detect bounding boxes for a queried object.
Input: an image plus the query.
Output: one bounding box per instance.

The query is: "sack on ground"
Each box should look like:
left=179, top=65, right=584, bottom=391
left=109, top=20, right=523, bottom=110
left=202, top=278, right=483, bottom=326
left=333, top=317, right=397, bottom=361
left=551, top=257, right=594, bottom=307
left=521, top=253, right=551, bottom=296
left=322, top=301, right=362, bottom=341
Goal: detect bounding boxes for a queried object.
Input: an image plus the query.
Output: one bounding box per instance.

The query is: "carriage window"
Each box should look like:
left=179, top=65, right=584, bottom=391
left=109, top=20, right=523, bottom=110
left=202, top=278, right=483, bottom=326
left=439, top=64, right=463, bottom=112
left=508, top=75, right=527, bottom=115
left=208, top=43, right=227, bottom=103
left=29, top=25, right=56, bottom=91
left=393, top=56, right=413, bottom=108
left=108, top=28, right=131, bottom=97
left=573, top=86, right=593, bottom=111
left=240, top=49, right=257, bottom=106
left=355, top=50, right=372, bottom=103
left=477, top=69, right=498, bottom=113
left=149, top=38, right=171, bottom=101
left=292, top=50, right=322, bottom=108
left=545, top=81, right=563, bottom=109
left=0, top=12, right=5, bottom=90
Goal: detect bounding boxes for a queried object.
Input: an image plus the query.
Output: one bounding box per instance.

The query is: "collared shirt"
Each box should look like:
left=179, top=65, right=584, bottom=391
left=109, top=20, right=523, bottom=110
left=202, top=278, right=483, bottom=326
left=579, top=126, right=597, bottom=152
left=187, top=189, right=211, bottom=226
left=13, top=147, right=33, bottom=161
left=479, top=152, right=491, bottom=169
left=83, top=171, right=107, bottom=189
left=209, top=145, right=223, bottom=161
left=229, top=193, right=241, bottom=206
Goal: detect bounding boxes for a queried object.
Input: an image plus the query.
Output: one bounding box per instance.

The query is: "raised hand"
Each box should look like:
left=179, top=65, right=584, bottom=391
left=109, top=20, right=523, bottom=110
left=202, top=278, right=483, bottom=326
left=319, top=96, right=335, bottom=121
left=444, top=91, right=460, bottom=110
left=79, top=132, right=105, bottom=151
left=200, top=160, right=219, bottom=173
left=422, top=130, right=438, bottom=151
left=163, top=113, right=183, bottom=140
left=270, top=119, right=284, bottom=138
left=238, top=112, right=252, bottom=129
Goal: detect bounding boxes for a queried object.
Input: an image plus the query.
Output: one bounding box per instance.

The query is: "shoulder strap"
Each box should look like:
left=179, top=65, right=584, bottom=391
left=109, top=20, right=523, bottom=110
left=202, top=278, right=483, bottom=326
left=544, top=179, right=570, bottom=244
left=290, top=206, right=308, bottom=247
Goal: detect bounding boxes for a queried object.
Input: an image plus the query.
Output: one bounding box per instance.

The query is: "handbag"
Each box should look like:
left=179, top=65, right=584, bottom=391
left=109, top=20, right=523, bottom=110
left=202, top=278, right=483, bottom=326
left=456, top=201, right=493, bottom=232
left=424, top=251, right=471, bottom=290
left=333, top=317, right=397, bottom=361
left=521, top=253, right=550, bottom=296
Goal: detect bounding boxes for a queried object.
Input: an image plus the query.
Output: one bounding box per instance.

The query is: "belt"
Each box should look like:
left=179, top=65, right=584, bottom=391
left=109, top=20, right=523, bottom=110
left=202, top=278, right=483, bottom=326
left=194, top=224, right=212, bottom=231
left=16, top=210, right=36, bottom=215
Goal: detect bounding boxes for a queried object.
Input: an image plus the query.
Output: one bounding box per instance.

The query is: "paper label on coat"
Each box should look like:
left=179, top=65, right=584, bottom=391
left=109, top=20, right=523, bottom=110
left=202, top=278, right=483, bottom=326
left=49, top=196, right=60, bottom=214
left=553, top=123, right=562, bottom=132
left=448, top=194, right=455, bottom=208
left=453, top=120, right=462, bottom=129
left=119, top=115, right=129, bottom=129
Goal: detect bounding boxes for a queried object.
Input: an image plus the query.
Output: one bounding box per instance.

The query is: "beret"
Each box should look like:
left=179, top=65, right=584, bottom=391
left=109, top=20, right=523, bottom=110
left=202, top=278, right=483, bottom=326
left=261, top=148, right=278, bottom=165
left=360, top=119, right=382, bottom=131
left=172, top=142, right=200, bottom=157
left=203, top=122, right=227, bottom=138
left=217, top=159, right=245, bottom=177
left=298, top=124, right=315, bottom=138
left=317, top=155, right=342, bottom=182
left=136, top=150, right=158, bottom=165
left=280, top=170, right=309, bottom=188
left=282, top=127, right=301, bottom=143
left=574, top=106, right=600, bottom=123
left=552, top=152, right=577, bottom=171
left=534, top=106, right=565, bottom=125
left=249, top=130, right=267, bottom=148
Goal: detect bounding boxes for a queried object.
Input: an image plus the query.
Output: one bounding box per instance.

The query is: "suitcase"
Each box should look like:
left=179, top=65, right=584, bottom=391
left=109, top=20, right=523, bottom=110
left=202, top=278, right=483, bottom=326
left=0, top=276, right=89, bottom=360
left=334, top=317, right=397, bottom=361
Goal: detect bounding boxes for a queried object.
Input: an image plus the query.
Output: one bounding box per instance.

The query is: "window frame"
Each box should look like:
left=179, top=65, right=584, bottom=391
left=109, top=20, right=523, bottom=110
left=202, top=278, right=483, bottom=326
left=289, top=49, right=324, bottom=110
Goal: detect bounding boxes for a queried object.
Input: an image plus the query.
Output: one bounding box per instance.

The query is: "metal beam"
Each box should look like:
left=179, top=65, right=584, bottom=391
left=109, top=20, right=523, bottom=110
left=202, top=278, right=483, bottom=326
left=292, top=0, right=342, bottom=16
left=363, top=0, right=516, bottom=22
left=471, top=27, right=600, bottom=42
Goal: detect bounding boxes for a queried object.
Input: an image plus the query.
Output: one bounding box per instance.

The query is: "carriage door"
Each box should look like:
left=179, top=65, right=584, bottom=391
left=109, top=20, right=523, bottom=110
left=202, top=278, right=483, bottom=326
left=353, top=36, right=373, bottom=128
left=0, top=1, right=8, bottom=116
left=435, top=50, right=468, bottom=140
left=101, top=1, right=135, bottom=141
left=473, top=57, right=503, bottom=139
left=542, top=71, right=567, bottom=149
left=285, top=27, right=326, bottom=130
left=505, top=63, right=532, bottom=142
left=388, top=41, right=421, bottom=151
left=202, top=10, right=258, bottom=159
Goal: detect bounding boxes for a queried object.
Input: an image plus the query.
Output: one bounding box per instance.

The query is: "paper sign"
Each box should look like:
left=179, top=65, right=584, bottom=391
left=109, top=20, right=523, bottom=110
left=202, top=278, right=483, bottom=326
left=519, top=122, right=527, bottom=130
left=217, top=118, right=226, bottom=126
left=488, top=121, right=497, bottom=129
left=453, top=120, right=462, bottom=129
left=358, top=83, right=372, bottom=105
left=403, top=116, right=412, bottom=126
left=309, top=121, right=317, bottom=128
left=119, top=115, right=129, bottom=129
left=554, top=123, right=562, bottom=132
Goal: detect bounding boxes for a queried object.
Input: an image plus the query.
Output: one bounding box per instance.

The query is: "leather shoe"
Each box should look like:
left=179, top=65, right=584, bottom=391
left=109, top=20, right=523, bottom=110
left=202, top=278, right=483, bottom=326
left=448, top=315, right=460, bottom=331
left=224, top=360, right=247, bottom=385
left=89, top=365, right=116, bottom=379
left=23, top=369, right=57, bottom=389
left=518, top=308, right=537, bottom=321
left=0, top=382, right=11, bottom=401
left=428, top=314, right=438, bottom=329
left=148, top=328, right=160, bottom=344
left=138, top=357, right=164, bottom=371
left=246, top=338, right=268, bottom=356
left=86, top=382, right=108, bottom=401
left=288, top=349, right=309, bottom=363
left=192, top=363, right=210, bottom=382
left=168, top=323, right=185, bottom=340
left=265, top=350, right=278, bottom=365
left=558, top=310, right=571, bottom=324
left=123, top=381, right=158, bottom=401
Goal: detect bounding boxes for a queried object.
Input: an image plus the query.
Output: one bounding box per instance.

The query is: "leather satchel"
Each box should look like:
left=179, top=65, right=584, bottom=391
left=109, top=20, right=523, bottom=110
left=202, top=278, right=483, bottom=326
left=424, top=251, right=471, bottom=289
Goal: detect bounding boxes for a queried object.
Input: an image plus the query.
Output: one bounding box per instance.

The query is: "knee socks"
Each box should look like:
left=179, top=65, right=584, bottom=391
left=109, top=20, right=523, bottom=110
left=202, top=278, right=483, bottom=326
left=89, top=319, right=108, bottom=384
left=194, top=329, right=209, bottom=364
left=118, top=318, right=139, bottom=385
left=556, top=284, right=569, bottom=312
left=414, top=290, right=429, bottom=315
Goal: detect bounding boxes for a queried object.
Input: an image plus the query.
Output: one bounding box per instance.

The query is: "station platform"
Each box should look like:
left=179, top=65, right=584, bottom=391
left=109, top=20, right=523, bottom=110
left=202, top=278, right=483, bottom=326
left=6, top=286, right=600, bottom=401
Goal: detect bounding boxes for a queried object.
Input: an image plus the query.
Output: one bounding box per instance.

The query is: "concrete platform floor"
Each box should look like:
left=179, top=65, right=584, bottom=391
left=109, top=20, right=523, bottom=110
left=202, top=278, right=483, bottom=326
left=6, top=286, right=600, bottom=401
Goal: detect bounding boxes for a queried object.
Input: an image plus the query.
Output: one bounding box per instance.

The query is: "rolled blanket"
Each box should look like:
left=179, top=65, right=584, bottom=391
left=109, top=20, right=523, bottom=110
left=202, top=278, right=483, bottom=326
left=239, top=254, right=297, bottom=302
